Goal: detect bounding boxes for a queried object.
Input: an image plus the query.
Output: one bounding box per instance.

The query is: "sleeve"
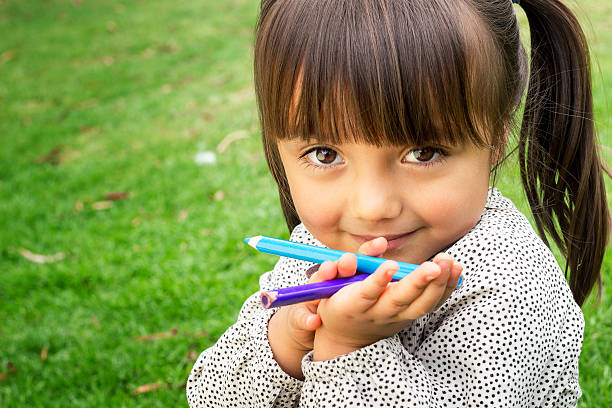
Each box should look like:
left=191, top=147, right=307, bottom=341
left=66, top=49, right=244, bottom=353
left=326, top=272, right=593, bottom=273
left=186, top=225, right=322, bottom=407
left=186, top=289, right=303, bottom=407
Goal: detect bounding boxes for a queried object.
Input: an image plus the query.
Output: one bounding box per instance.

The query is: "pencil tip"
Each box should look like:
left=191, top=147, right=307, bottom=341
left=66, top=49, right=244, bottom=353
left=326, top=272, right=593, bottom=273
left=244, top=236, right=262, bottom=248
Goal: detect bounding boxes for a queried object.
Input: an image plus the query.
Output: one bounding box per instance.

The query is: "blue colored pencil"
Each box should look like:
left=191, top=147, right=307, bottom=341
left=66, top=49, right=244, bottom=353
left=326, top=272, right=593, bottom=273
left=244, top=235, right=419, bottom=279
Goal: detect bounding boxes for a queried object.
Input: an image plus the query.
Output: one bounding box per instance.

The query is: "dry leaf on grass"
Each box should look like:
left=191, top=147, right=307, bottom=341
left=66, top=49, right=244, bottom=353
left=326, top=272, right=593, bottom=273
left=1, top=362, right=19, bottom=381
left=133, top=328, right=178, bottom=342
left=217, top=130, right=248, bottom=153
left=200, top=112, right=214, bottom=122
left=133, top=382, right=167, bottom=395
left=1, top=50, right=16, bottom=63
left=74, top=200, right=84, bottom=213
left=185, top=350, right=198, bottom=361
left=79, top=125, right=99, bottom=134
left=92, top=201, right=112, bottom=210
left=157, top=42, right=178, bottom=54
left=19, top=248, right=65, bottom=264
left=104, top=191, right=129, bottom=201
left=185, top=330, right=208, bottom=338
left=36, top=146, right=64, bottom=165
left=212, top=190, right=225, bottom=201
left=177, top=209, right=189, bottom=222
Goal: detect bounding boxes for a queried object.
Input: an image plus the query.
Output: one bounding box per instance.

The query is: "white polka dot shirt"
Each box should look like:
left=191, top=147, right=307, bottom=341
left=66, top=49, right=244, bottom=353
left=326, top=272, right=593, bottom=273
left=187, top=188, right=584, bottom=407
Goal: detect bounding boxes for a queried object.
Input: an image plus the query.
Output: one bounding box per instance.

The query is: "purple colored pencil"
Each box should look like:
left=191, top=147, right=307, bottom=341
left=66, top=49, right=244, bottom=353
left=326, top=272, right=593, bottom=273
left=260, top=274, right=397, bottom=308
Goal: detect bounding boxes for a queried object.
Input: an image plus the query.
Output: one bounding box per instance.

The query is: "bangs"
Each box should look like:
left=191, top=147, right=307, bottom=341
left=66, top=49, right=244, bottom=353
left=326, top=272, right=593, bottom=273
left=255, top=0, right=506, bottom=148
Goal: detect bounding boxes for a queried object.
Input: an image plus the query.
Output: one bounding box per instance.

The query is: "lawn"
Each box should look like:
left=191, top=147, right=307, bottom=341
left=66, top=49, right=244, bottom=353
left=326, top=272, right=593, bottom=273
left=0, top=0, right=610, bottom=406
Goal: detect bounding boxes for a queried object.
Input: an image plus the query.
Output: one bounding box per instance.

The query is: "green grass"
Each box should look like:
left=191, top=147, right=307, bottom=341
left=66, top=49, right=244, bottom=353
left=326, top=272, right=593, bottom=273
left=0, top=0, right=610, bottom=406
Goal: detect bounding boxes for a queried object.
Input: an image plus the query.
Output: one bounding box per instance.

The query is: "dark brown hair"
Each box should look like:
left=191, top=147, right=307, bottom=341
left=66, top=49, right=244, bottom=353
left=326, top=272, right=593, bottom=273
left=253, top=0, right=609, bottom=306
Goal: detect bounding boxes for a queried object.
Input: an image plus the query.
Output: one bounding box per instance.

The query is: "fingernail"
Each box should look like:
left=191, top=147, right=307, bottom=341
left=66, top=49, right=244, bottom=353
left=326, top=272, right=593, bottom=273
left=386, top=260, right=399, bottom=269
left=340, top=252, right=356, bottom=263
left=375, top=237, right=387, bottom=245
left=440, top=259, right=452, bottom=270
left=433, top=252, right=451, bottom=262
left=426, top=264, right=441, bottom=281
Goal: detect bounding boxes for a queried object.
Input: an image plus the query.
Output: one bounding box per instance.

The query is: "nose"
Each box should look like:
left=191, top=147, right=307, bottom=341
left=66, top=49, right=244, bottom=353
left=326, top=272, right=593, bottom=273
left=349, top=172, right=403, bottom=222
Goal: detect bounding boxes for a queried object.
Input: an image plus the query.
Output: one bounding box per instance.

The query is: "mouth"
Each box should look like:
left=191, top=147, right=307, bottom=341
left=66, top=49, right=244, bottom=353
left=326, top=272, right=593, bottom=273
left=349, top=231, right=415, bottom=252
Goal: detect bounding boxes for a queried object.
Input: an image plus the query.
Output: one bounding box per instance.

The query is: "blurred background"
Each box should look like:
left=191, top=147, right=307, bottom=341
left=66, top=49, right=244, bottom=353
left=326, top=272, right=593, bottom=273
left=0, top=0, right=609, bottom=406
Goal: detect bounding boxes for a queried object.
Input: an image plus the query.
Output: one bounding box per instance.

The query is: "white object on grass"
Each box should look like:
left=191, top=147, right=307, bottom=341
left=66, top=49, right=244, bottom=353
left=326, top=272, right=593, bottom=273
left=194, top=151, right=217, bottom=165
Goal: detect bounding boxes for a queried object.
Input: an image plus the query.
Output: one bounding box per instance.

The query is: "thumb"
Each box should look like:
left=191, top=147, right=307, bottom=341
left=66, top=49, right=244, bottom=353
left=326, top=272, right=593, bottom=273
left=292, top=304, right=322, bottom=331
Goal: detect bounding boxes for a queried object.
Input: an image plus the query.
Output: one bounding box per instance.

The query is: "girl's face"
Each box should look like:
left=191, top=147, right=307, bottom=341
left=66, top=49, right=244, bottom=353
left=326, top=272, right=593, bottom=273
left=277, top=139, right=493, bottom=264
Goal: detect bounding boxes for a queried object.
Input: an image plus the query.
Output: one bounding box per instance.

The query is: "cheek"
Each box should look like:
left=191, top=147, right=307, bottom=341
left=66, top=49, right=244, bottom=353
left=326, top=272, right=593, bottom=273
left=288, top=177, right=342, bottom=231
left=418, top=179, right=489, bottom=241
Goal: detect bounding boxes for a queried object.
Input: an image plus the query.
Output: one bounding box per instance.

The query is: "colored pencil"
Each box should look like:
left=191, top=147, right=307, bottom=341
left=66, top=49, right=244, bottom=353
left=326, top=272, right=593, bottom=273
left=244, top=235, right=419, bottom=280
left=245, top=235, right=461, bottom=308
left=260, top=274, right=371, bottom=308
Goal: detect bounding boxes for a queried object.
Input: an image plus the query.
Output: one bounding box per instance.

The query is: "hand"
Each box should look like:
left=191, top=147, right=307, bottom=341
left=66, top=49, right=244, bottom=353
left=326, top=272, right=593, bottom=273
left=267, top=254, right=357, bottom=378
left=313, top=239, right=462, bottom=361
left=354, top=237, right=460, bottom=310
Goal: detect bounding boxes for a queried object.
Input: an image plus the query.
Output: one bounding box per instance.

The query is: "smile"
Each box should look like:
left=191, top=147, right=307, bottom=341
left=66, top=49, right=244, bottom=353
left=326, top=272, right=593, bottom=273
left=349, top=232, right=414, bottom=251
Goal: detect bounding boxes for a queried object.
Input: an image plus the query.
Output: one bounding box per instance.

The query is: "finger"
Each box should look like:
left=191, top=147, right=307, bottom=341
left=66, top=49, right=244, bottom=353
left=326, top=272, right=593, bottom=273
left=434, top=262, right=463, bottom=309
left=308, top=260, right=337, bottom=283
left=386, top=261, right=441, bottom=309
left=432, top=252, right=453, bottom=262
left=336, top=252, right=358, bottom=278
left=398, top=259, right=451, bottom=320
left=305, top=261, right=338, bottom=307
left=357, top=260, right=398, bottom=307
left=290, top=304, right=322, bottom=331
left=358, top=237, right=388, bottom=257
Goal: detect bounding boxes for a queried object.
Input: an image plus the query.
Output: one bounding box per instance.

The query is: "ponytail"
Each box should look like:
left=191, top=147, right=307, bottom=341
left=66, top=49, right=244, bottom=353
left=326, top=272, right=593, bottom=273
left=518, top=0, right=609, bottom=305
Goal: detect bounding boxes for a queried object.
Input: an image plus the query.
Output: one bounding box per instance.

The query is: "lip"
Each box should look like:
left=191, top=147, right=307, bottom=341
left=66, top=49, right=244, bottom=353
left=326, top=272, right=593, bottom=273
left=350, top=231, right=414, bottom=252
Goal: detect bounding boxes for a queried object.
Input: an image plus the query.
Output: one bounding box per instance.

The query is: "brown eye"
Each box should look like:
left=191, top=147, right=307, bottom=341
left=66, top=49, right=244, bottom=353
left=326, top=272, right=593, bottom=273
left=414, top=148, right=436, bottom=162
left=403, top=147, right=443, bottom=164
left=315, top=148, right=337, bottom=164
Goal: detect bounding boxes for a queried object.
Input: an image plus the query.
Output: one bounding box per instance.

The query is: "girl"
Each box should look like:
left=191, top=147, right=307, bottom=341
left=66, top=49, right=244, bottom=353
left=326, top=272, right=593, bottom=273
left=187, top=0, right=610, bottom=406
